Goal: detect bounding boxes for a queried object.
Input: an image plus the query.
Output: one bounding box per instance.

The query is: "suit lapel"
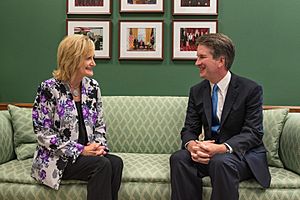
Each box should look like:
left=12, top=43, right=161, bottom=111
left=203, top=81, right=212, bottom=129
left=220, top=74, right=239, bottom=127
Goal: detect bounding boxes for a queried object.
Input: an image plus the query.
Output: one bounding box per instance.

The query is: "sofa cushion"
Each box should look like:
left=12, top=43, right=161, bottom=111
left=102, top=96, right=187, bottom=154
left=117, top=153, right=170, bottom=183
left=279, top=113, right=300, bottom=175
left=1, top=158, right=300, bottom=200
left=0, top=155, right=300, bottom=189
left=8, top=105, right=37, bottom=160
left=263, top=108, right=289, bottom=168
left=0, top=111, right=15, bottom=164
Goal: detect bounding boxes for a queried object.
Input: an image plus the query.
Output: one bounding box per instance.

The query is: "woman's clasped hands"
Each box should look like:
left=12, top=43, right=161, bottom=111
left=81, top=143, right=107, bottom=156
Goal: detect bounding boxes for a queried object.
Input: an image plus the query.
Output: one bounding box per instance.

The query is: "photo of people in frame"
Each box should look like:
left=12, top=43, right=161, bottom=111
left=127, top=0, right=156, bottom=4
left=180, top=28, right=209, bottom=51
left=181, top=0, right=210, bottom=7
left=74, top=27, right=104, bottom=51
left=127, top=28, right=156, bottom=51
left=75, top=0, right=104, bottom=7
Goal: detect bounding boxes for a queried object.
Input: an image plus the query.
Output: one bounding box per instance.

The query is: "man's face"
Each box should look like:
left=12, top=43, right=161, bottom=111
left=195, top=45, right=222, bottom=83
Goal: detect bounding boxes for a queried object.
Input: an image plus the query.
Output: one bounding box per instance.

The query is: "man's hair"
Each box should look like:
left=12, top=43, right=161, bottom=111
left=53, top=34, right=95, bottom=81
left=196, top=33, right=235, bottom=70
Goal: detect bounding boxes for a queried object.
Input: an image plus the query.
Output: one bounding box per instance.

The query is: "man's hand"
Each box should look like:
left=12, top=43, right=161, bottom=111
left=187, top=140, right=227, bottom=164
left=81, top=143, right=107, bottom=156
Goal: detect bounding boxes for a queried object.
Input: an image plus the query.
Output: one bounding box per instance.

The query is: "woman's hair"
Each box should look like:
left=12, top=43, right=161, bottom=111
left=196, top=33, right=235, bottom=70
left=53, top=34, right=95, bottom=81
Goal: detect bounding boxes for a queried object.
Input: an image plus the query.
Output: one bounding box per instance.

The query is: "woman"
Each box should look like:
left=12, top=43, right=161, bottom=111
left=31, top=34, right=123, bottom=200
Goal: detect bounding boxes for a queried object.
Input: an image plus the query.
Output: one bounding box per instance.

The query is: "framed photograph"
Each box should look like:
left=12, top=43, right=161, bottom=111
left=67, top=0, right=111, bottom=14
left=67, top=19, right=111, bottom=59
left=119, top=20, right=164, bottom=60
left=172, top=20, right=217, bottom=60
left=119, top=0, right=164, bottom=13
left=172, top=0, right=218, bottom=15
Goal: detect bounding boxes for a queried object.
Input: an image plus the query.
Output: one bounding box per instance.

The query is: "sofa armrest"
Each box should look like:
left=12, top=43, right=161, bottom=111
left=279, top=113, right=300, bottom=175
left=0, top=111, right=15, bottom=164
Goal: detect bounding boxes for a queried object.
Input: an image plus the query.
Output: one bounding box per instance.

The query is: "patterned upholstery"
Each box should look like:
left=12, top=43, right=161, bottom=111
left=0, top=155, right=300, bottom=200
left=0, top=111, right=15, bottom=164
left=8, top=105, right=37, bottom=160
left=203, top=187, right=300, bottom=200
left=279, top=113, right=300, bottom=175
left=0, top=96, right=300, bottom=200
left=102, top=96, right=187, bottom=153
left=262, top=109, right=289, bottom=168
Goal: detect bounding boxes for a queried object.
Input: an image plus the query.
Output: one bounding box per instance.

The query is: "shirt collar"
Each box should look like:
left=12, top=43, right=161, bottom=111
left=210, top=71, right=231, bottom=93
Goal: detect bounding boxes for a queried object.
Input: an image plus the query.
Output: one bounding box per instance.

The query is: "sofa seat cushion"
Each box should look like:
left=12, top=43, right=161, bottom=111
left=115, top=153, right=170, bottom=183
left=204, top=167, right=300, bottom=189
left=0, top=159, right=85, bottom=185
left=229, top=166, right=300, bottom=189
left=1, top=155, right=300, bottom=190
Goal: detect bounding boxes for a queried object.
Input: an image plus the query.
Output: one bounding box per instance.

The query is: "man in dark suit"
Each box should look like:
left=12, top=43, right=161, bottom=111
left=170, top=33, right=271, bottom=200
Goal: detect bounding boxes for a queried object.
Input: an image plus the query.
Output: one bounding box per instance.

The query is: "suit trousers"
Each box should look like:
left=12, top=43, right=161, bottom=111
left=62, top=154, right=123, bottom=200
left=170, top=149, right=253, bottom=200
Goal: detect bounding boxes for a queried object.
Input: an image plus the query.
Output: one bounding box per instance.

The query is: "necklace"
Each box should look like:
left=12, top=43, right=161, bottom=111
left=72, top=88, right=80, bottom=97
left=69, top=83, right=80, bottom=97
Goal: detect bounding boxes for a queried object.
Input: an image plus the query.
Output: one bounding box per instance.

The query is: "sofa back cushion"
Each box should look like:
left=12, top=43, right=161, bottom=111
left=8, top=105, right=37, bottom=160
left=279, top=113, right=300, bottom=175
left=0, top=111, right=15, bottom=164
left=103, top=96, right=188, bottom=154
left=262, top=108, right=288, bottom=168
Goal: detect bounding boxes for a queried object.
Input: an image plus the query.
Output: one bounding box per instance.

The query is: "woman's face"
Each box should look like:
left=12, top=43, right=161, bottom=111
left=77, top=51, right=96, bottom=78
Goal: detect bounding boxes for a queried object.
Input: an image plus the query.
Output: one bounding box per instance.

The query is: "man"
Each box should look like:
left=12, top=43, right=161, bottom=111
left=170, top=33, right=271, bottom=200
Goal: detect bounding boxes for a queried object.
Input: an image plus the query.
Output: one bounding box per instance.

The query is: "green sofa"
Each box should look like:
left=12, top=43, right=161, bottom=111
left=0, top=96, right=299, bottom=200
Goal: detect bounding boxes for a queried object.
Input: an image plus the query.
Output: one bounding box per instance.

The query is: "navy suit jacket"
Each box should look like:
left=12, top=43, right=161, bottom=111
left=181, top=73, right=271, bottom=188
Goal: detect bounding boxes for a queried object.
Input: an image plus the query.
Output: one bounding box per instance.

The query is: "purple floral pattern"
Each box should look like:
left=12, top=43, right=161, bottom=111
left=31, top=77, right=107, bottom=190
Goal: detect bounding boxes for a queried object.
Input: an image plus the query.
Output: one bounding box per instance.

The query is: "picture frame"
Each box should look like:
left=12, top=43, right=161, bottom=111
left=119, top=0, right=164, bottom=13
left=67, top=19, right=111, bottom=59
left=67, top=0, right=111, bottom=14
left=119, top=20, right=164, bottom=60
left=172, top=20, right=217, bottom=60
left=172, top=0, right=218, bottom=15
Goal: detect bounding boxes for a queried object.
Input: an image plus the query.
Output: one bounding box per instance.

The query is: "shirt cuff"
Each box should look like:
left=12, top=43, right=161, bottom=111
left=224, top=143, right=233, bottom=153
left=185, top=140, right=199, bottom=149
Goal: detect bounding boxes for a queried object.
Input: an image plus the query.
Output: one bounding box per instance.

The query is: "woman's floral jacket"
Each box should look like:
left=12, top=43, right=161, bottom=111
left=31, top=77, right=108, bottom=190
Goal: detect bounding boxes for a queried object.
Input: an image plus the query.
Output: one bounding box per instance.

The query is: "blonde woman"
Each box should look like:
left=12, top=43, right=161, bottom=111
left=31, top=35, right=123, bottom=200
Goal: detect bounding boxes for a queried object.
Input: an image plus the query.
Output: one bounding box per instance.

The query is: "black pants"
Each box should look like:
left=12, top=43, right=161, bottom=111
left=170, top=149, right=253, bottom=200
left=62, top=154, right=123, bottom=200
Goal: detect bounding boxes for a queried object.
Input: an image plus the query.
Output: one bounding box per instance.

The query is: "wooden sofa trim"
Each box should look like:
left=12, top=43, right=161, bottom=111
left=0, top=103, right=33, bottom=110
left=1, top=103, right=300, bottom=113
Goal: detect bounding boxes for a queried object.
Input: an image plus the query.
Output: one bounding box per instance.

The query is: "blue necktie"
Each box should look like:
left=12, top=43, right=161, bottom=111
left=211, top=84, right=220, bottom=135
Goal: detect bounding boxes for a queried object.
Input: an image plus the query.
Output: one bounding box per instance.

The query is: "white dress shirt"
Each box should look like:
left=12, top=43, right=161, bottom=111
left=210, top=71, right=233, bottom=153
left=210, top=71, right=231, bottom=121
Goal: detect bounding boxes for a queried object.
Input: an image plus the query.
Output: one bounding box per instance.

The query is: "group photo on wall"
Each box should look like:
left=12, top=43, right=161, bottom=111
left=180, top=27, right=209, bottom=51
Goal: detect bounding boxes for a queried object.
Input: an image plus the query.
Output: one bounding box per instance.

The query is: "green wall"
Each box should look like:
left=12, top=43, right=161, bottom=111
left=0, top=0, right=300, bottom=105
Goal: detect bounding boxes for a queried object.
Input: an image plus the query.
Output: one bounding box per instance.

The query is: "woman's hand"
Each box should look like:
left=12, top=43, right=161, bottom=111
left=81, top=143, right=107, bottom=156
